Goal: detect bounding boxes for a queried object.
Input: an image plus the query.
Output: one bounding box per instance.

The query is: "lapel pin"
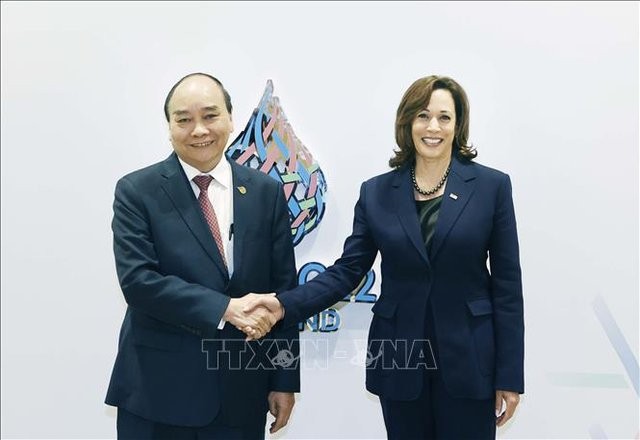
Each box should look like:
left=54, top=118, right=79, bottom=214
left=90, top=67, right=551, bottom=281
left=237, top=186, right=247, bottom=195
left=449, top=193, right=458, bottom=200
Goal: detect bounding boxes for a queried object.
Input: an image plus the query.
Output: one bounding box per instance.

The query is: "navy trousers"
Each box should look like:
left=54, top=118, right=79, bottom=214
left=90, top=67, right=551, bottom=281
left=117, top=408, right=267, bottom=440
left=379, top=302, right=496, bottom=440
left=379, top=369, right=496, bottom=440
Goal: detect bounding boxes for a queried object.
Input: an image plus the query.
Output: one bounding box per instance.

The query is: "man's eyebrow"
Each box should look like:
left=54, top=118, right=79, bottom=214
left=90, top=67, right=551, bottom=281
left=172, top=106, right=221, bottom=116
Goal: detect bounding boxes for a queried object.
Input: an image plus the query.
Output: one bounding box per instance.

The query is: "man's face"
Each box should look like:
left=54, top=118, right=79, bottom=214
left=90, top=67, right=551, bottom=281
left=167, top=75, right=233, bottom=172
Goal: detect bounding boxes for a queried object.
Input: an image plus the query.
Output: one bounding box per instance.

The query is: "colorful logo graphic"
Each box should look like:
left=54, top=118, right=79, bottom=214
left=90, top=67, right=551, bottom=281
left=226, top=80, right=328, bottom=246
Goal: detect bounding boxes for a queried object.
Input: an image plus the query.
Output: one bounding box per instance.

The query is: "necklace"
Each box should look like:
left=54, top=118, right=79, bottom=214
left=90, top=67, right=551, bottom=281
left=411, top=163, right=451, bottom=196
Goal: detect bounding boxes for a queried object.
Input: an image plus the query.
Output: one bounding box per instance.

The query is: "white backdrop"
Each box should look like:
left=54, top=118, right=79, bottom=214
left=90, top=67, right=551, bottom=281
left=1, top=2, right=638, bottom=439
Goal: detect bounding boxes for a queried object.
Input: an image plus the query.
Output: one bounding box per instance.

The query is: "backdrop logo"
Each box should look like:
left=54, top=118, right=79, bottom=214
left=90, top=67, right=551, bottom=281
left=226, top=80, right=328, bottom=246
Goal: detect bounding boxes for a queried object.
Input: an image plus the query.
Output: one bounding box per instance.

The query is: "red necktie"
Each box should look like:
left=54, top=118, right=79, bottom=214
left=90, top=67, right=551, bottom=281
left=192, top=175, right=227, bottom=270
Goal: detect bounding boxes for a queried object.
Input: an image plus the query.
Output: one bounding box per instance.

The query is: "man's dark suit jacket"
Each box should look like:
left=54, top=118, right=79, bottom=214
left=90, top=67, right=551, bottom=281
left=105, top=153, right=299, bottom=427
left=278, top=155, right=524, bottom=401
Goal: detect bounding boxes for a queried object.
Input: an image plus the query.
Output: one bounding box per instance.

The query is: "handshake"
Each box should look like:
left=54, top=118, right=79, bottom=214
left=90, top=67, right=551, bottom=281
left=222, top=293, right=285, bottom=340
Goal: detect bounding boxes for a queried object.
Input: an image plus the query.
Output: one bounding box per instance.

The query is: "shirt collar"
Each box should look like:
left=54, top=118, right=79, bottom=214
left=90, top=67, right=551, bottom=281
left=177, top=155, right=232, bottom=189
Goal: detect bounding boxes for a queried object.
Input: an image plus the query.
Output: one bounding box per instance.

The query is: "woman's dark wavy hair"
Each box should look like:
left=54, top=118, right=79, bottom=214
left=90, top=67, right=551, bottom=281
left=389, top=75, right=477, bottom=168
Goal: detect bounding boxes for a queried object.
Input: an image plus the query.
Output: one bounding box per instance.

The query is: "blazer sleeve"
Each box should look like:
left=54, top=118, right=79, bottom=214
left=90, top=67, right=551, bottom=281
left=489, top=174, right=525, bottom=393
left=112, top=176, right=230, bottom=337
left=266, top=183, right=301, bottom=392
left=277, top=182, right=379, bottom=328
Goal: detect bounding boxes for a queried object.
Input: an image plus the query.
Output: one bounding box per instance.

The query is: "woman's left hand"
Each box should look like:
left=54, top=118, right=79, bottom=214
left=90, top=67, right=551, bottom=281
left=495, top=390, right=520, bottom=427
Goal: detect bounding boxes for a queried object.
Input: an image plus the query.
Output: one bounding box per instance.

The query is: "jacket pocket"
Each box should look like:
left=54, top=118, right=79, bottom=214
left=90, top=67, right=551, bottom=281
left=467, top=298, right=495, bottom=375
left=368, top=296, right=398, bottom=376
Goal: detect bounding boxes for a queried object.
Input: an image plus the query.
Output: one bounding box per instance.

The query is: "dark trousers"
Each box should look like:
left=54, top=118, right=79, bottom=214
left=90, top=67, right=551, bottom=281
left=379, top=301, right=496, bottom=440
left=117, top=408, right=267, bottom=440
left=379, top=369, right=496, bottom=440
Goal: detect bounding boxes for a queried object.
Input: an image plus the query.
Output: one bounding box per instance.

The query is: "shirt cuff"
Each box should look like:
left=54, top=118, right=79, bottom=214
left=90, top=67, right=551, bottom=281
left=217, top=318, right=226, bottom=330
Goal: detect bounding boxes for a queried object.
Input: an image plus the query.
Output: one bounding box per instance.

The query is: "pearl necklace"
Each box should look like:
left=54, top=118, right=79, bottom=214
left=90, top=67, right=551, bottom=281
left=411, top=163, right=451, bottom=196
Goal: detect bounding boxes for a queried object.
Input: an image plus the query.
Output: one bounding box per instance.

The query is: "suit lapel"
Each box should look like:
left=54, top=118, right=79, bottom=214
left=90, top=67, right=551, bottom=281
left=160, top=153, right=229, bottom=279
left=228, top=162, right=253, bottom=287
left=430, top=157, right=477, bottom=260
left=393, top=166, right=431, bottom=268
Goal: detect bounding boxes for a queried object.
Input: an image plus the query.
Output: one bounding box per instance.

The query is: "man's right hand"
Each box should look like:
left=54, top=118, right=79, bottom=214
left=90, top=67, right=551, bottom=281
left=222, top=294, right=279, bottom=339
left=242, top=293, right=285, bottom=340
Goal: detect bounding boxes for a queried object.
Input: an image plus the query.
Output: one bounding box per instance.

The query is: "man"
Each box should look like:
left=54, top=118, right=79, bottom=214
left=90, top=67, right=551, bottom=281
left=105, top=73, right=299, bottom=439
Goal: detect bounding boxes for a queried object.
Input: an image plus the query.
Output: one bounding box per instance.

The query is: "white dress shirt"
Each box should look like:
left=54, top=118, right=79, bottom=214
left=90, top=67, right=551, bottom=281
left=178, top=156, right=234, bottom=329
left=178, top=156, right=234, bottom=275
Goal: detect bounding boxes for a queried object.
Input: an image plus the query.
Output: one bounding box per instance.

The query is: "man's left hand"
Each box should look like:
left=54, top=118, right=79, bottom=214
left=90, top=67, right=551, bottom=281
left=267, top=391, right=295, bottom=434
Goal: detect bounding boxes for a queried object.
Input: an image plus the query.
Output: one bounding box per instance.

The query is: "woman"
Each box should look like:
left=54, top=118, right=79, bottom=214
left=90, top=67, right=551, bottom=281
left=248, top=75, right=524, bottom=439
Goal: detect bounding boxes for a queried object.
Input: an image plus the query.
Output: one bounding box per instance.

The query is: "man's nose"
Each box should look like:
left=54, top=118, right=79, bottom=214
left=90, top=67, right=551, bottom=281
left=192, top=121, right=209, bottom=137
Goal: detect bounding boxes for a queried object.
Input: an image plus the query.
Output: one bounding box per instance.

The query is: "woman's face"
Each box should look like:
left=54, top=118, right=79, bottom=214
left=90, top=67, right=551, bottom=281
left=411, top=88, right=456, bottom=163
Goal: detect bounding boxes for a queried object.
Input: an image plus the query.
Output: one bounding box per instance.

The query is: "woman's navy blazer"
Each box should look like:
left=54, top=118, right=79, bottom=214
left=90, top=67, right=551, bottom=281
left=279, top=155, right=524, bottom=400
